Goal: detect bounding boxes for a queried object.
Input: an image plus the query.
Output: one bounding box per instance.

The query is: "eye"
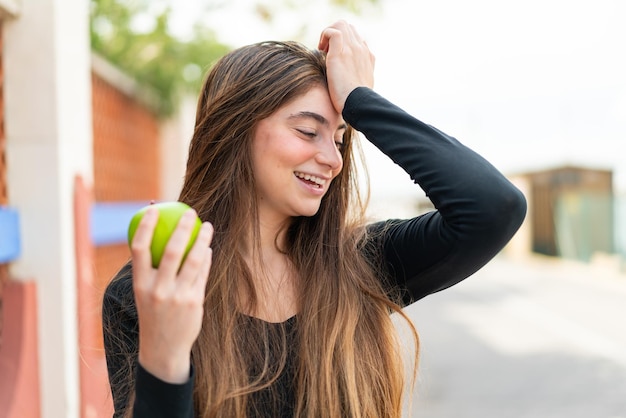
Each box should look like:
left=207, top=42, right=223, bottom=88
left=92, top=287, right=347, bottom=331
left=335, top=141, right=345, bottom=152
left=296, top=128, right=317, bottom=138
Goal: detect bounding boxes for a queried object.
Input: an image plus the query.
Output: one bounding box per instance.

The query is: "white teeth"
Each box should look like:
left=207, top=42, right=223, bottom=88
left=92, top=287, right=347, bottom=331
left=295, top=171, right=326, bottom=187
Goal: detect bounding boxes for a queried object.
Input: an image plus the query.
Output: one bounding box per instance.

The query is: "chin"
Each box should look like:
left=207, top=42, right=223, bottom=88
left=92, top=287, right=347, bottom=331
left=298, top=210, right=321, bottom=218
left=295, top=205, right=322, bottom=218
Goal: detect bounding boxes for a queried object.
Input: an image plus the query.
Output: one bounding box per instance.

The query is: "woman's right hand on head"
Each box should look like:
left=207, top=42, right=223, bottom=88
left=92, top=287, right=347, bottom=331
left=318, top=20, right=375, bottom=114
left=130, top=207, right=214, bottom=384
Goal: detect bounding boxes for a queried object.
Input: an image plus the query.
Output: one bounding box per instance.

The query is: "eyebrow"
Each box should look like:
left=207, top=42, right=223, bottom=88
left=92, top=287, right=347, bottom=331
left=288, top=111, right=347, bottom=131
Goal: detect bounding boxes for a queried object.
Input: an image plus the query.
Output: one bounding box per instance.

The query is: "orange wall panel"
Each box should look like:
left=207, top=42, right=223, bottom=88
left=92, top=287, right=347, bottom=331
left=91, top=72, right=161, bottom=202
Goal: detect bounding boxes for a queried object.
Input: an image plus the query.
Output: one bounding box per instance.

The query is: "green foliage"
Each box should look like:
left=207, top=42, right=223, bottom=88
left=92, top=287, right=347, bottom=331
left=90, top=0, right=229, bottom=117
left=330, top=0, right=379, bottom=13
left=89, top=0, right=380, bottom=117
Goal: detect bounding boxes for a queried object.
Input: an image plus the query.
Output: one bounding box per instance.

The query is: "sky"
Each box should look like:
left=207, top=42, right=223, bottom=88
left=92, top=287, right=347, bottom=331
left=167, top=0, right=626, bottom=202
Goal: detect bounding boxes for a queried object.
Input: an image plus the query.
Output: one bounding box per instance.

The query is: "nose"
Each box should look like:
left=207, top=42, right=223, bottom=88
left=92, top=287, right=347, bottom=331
left=315, top=138, right=343, bottom=173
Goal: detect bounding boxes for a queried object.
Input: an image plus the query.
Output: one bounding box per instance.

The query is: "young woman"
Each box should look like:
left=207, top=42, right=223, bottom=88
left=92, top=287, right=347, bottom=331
left=102, top=21, right=526, bottom=418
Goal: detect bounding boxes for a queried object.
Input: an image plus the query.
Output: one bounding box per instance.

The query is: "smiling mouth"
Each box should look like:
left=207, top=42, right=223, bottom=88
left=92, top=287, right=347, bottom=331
left=294, top=171, right=326, bottom=189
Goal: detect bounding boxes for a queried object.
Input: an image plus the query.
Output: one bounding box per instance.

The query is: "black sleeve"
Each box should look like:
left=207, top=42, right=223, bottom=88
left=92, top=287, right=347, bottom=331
left=102, top=262, right=195, bottom=418
left=343, top=87, right=527, bottom=305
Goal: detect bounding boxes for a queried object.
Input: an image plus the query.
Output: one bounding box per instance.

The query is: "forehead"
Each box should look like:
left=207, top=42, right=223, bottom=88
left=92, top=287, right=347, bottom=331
left=274, top=86, right=345, bottom=128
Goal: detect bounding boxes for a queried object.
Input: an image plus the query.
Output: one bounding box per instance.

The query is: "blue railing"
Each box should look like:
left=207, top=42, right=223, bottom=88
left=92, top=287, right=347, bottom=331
left=3, top=197, right=626, bottom=267
left=0, top=206, right=21, bottom=263
left=1, top=201, right=151, bottom=264
left=90, top=201, right=149, bottom=246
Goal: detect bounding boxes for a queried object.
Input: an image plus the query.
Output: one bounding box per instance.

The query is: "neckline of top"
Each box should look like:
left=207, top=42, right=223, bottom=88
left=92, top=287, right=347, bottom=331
left=240, top=312, right=297, bottom=325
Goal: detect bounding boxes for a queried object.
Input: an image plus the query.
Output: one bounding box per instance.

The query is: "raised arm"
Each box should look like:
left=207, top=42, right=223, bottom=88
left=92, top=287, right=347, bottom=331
left=344, top=87, right=527, bottom=304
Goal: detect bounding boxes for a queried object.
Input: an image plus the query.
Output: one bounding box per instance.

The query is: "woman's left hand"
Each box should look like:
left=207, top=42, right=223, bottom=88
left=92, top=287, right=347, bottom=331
left=318, top=20, right=375, bottom=114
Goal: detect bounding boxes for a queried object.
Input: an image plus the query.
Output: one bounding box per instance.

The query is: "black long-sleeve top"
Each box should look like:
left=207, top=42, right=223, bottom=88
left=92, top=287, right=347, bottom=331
left=102, top=87, right=527, bottom=418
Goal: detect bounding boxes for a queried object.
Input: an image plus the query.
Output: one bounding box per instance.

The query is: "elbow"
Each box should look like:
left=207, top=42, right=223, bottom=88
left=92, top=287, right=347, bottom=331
left=456, top=184, right=527, bottom=259
left=508, top=185, right=528, bottom=228
left=490, top=183, right=528, bottom=236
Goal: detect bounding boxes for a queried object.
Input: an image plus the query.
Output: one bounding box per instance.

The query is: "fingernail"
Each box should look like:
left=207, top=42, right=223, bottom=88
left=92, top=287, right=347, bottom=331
left=183, top=209, right=197, bottom=221
left=144, top=207, right=158, bottom=219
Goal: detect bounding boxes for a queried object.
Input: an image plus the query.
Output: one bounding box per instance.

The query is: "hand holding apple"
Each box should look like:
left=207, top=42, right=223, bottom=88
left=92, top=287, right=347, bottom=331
left=128, top=202, right=214, bottom=384
left=127, top=201, right=202, bottom=269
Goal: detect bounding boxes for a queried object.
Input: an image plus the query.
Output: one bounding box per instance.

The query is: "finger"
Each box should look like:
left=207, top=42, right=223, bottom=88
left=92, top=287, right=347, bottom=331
left=195, top=224, right=214, bottom=291
left=340, top=22, right=366, bottom=54
left=318, top=28, right=330, bottom=53
left=177, top=221, right=214, bottom=284
left=322, top=20, right=356, bottom=45
left=191, top=246, right=213, bottom=295
left=341, top=21, right=359, bottom=43
left=350, top=23, right=367, bottom=45
left=156, top=209, right=199, bottom=280
left=318, top=26, right=342, bottom=53
left=131, top=207, right=159, bottom=284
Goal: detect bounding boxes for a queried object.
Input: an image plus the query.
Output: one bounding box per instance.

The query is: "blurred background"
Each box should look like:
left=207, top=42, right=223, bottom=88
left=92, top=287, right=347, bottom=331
left=0, top=0, right=624, bottom=417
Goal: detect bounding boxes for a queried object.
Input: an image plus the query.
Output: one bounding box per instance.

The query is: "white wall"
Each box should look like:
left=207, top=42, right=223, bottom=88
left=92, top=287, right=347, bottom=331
left=4, top=0, right=93, bottom=416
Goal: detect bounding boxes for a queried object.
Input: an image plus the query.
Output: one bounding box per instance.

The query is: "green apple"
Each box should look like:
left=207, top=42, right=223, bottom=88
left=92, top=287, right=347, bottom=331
left=127, top=201, right=202, bottom=269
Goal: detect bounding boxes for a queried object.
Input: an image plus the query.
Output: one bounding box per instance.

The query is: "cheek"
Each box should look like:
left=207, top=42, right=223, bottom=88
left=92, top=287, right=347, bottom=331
left=251, top=136, right=298, bottom=185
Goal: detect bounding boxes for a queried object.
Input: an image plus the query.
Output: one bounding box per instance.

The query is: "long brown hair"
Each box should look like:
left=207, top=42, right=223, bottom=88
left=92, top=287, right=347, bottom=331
left=118, top=41, right=419, bottom=417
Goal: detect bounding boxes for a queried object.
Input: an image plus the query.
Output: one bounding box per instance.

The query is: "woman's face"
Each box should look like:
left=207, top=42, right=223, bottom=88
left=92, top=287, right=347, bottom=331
left=251, top=85, right=345, bottom=224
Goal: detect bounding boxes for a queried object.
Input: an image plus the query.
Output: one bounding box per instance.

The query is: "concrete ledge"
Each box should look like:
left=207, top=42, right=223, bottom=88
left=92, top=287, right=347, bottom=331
left=0, top=280, right=41, bottom=418
left=75, top=175, right=114, bottom=417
